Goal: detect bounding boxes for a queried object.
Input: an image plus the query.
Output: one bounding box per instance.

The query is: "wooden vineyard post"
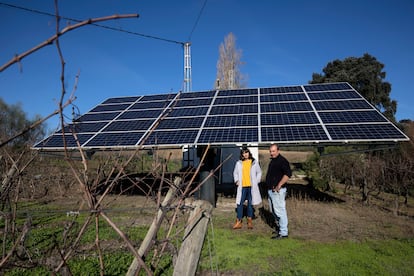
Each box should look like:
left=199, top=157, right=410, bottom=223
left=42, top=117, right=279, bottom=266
left=173, top=200, right=213, bottom=276
left=126, top=178, right=179, bottom=276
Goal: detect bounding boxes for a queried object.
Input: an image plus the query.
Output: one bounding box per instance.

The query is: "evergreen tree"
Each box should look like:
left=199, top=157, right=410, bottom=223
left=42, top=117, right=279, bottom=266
left=0, top=98, right=45, bottom=148
left=311, top=53, right=397, bottom=121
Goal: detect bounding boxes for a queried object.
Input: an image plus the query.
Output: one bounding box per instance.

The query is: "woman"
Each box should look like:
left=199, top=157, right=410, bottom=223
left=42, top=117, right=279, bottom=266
left=232, top=147, right=262, bottom=229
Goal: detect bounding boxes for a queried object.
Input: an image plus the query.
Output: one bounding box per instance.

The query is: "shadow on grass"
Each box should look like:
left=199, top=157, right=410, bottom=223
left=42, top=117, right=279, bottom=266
left=287, top=184, right=345, bottom=203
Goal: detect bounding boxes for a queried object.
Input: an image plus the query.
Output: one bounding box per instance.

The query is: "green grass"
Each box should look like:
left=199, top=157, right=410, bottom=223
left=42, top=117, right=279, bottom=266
left=290, top=239, right=414, bottom=275
left=198, top=226, right=414, bottom=275
left=68, top=252, right=134, bottom=276
left=3, top=200, right=414, bottom=275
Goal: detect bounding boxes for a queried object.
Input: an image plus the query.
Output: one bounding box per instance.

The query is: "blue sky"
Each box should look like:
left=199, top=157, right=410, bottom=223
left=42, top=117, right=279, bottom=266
left=1, top=0, right=413, bottom=133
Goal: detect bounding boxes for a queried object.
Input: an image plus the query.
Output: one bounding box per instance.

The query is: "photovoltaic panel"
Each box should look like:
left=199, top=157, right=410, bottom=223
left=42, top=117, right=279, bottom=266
left=307, top=90, right=361, bottom=100
left=36, top=134, right=94, bottom=148
left=144, top=130, right=199, bottom=145
left=167, top=106, right=209, bottom=117
left=304, top=82, right=352, bottom=91
left=76, top=112, right=120, bottom=122
left=209, top=105, right=258, bottom=115
left=326, top=124, right=406, bottom=140
left=218, top=88, right=258, bottom=96
left=102, top=120, right=155, bottom=131
left=261, top=102, right=313, bottom=113
left=84, top=132, right=144, bottom=147
left=198, top=128, right=258, bottom=143
left=119, top=110, right=163, bottom=119
left=130, top=101, right=171, bottom=109
left=140, top=94, right=176, bottom=101
left=261, top=112, right=319, bottom=125
left=205, top=115, right=258, bottom=127
left=313, top=100, right=371, bottom=110
left=319, top=110, right=387, bottom=124
left=261, top=125, right=329, bottom=141
left=261, top=86, right=303, bottom=93
left=33, top=82, right=409, bottom=150
left=90, top=104, right=131, bottom=112
left=261, top=93, right=307, bottom=103
left=214, top=96, right=257, bottom=105
left=179, top=90, right=215, bottom=98
left=63, top=122, right=108, bottom=133
left=102, top=96, right=140, bottom=104
left=157, top=117, right=204, bottom=129
left=174, top=98, right=212, bottom=107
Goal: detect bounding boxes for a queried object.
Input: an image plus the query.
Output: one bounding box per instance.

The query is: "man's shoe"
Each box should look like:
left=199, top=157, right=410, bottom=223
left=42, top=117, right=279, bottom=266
left=271, top=234, right=288, bottom=240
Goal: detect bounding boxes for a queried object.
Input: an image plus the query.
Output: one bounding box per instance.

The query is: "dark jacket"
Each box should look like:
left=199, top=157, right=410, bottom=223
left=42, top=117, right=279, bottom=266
left=265, top=154, right=292, bottom=190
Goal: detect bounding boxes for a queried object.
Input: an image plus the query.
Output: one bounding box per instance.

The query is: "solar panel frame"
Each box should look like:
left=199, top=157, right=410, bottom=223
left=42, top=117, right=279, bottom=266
left=33, top=82, right=409, bottom=150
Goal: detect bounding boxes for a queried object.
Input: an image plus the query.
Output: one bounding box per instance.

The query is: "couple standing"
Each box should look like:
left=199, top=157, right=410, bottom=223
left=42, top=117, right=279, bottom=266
left=232, top=144, right=292, bottom=239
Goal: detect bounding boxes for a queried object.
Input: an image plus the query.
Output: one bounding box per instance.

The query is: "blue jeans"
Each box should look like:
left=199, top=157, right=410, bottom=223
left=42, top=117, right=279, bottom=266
left=237, top=187, right=253, bottom=219
left=268, top=188, right=288, bottom=236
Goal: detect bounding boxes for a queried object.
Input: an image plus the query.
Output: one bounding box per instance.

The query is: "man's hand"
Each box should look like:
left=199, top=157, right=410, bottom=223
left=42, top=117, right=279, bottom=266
left=273, top=184, right=282, bottom=193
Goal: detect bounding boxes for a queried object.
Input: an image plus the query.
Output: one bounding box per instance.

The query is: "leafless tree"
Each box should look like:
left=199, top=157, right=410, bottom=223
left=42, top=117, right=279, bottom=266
left=383, top=122, right=414, bottom=212
left=215, top=32, right=247, bottom=90
left=358, top=154, right=385, bottom=204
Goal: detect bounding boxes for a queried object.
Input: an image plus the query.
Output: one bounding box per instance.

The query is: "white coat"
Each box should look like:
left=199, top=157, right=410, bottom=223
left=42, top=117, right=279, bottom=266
left=233, top=159, right=262, bottom=206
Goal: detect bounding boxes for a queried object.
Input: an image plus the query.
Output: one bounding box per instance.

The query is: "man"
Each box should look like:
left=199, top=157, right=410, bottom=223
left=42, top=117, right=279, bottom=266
left=265, top=143, right=292, bottom=239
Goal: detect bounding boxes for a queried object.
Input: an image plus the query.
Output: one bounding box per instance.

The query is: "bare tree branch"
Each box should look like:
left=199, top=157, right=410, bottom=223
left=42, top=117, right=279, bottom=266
left=101, top=211, right=153, bottom=275
left=0, top=13, right=139, bottom=72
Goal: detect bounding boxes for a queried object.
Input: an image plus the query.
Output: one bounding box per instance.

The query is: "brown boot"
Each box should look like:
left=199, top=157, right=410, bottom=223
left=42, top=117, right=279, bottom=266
left=247, top=217, right=253, bottom=229
left=233, top=219, right=242, bottom=229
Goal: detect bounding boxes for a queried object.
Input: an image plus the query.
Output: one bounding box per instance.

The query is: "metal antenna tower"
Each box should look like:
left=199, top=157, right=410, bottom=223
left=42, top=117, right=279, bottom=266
left=183, top=42, right=192, bottom=92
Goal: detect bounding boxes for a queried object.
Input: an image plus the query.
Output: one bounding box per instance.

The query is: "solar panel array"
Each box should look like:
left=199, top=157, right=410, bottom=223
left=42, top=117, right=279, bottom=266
left=33, top=82, right=409, bottom=149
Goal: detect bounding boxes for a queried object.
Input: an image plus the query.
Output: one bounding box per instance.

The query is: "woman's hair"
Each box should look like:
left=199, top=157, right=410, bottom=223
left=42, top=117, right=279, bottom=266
left=240, top=147, right=255, bottom=161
